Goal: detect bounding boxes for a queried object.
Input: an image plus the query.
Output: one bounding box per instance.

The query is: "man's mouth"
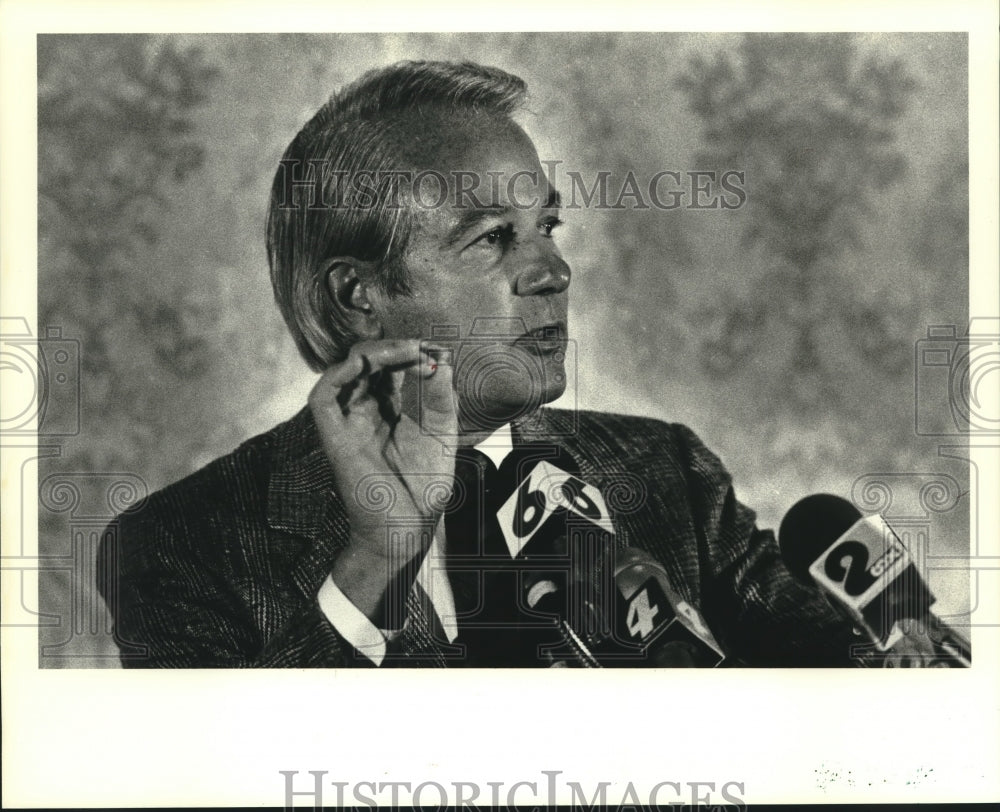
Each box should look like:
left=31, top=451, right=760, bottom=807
left=513, top=322, right=568, bottom=355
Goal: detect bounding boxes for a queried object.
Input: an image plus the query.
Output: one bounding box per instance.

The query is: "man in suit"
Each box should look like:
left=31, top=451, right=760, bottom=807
left=98, top=60, right=895, bottom=668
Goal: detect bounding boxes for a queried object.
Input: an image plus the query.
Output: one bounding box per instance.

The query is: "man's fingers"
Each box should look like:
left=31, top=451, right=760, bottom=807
left=404, top=347, right=457, bottom=437
left=415, top=361, right=456, bottom=416
left=326, top=340, right=424, bottom=386
left=312, top=340, right=434, bottom=413
left=416, top=341, right=456, bottom=404
left=309, top=338, right=457, bottom=453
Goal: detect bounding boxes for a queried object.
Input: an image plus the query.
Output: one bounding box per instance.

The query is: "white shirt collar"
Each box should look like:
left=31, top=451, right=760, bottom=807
left=471, top=422, right=514, bottom=469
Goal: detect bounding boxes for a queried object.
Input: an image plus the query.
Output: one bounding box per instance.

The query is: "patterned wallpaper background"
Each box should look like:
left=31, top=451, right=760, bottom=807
left=34, top=33, right=970, bottom=665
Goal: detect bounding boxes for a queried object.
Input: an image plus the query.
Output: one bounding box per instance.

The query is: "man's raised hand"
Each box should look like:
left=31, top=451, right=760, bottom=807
left=308, top=339, right=458, bottom=624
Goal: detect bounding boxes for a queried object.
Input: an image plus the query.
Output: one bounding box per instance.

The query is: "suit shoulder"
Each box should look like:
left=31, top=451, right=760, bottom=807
left=546, top=407, right=732, bottom=486
left=576, top=408, right=674, bottom=435
left=114, top=412, right=296, bottom=534
left=550, top=407, right=700, bottom=455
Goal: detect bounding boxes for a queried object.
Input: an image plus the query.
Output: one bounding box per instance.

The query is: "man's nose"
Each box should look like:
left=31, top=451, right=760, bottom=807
left=514, top=250, right=571, bottom=296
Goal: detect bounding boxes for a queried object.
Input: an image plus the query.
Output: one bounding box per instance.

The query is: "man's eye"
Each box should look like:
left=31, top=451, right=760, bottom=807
left=539, top=217, right=564, bottom=237
left=481, top=224, right=514, bottom=247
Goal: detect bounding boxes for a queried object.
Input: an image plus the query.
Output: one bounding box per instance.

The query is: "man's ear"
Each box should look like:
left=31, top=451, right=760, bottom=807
left=324, top=258, right=381, bottom=336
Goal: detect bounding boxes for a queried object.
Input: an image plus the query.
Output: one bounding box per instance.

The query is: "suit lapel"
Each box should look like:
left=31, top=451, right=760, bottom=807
left=266, top=408, right=349, bottom=600
left=265, top=407, right=445, bottom=664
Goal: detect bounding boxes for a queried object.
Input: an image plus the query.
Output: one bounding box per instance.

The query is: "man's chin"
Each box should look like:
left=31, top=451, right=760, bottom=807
left=457, top=376, right=565, bottom=432
left=537, top=374, right=567, bottom=405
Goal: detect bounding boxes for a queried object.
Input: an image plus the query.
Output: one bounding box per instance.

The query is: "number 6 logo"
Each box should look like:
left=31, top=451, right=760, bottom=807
left=513, top=476, right=547, bottom=540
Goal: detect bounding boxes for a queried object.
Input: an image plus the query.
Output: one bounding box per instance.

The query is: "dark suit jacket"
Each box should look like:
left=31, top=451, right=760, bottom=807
left=97, top=406, right=861, bottom=667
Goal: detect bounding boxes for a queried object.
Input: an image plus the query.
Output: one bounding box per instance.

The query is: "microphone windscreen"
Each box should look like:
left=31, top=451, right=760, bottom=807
left=778, top=493, right=863, bottom=583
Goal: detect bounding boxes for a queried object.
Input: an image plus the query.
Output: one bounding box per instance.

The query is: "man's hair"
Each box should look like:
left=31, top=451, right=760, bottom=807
left=266, top=60, right=527, bottom=371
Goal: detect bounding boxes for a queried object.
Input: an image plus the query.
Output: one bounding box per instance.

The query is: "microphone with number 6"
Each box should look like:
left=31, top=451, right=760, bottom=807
left=494, top=448, right=726, bottom=667
left=495, top=445, right=614, bottom=558
left=492, top=445, right=614, bottom=666
left=778, top=493, right=970, bottom=666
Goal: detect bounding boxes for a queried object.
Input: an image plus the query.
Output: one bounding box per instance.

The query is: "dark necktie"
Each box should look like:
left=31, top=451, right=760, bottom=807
left=444, top=447, right=536, bottom=666
left=444, top=444, right=580, bottom=667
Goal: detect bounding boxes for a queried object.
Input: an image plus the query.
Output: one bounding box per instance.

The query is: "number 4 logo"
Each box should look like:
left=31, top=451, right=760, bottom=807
left=626, top=587, right=660, bottom=640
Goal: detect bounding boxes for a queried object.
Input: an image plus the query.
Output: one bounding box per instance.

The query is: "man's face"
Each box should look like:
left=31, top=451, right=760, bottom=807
left=372, top=116, right=571, bottom=432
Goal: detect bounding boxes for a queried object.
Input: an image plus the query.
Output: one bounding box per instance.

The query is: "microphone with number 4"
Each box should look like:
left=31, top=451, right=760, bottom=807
left=778, top=493, right=970, bottom=666
left=492, top=447, right=727, bottom=667
left=594, top=547, right=726, bottom=667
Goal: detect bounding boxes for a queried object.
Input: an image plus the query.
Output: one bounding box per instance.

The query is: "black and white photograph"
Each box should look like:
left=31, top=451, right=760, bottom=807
left=32, top=31, right=976, bottom=668
left=3, top=1, right=999, bottom=807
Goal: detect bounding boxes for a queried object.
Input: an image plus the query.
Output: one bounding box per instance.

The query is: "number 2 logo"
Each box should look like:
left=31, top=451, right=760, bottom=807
left=823, top=539, right=878, bottom=597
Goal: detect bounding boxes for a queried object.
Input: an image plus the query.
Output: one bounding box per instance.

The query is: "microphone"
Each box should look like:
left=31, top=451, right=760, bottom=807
left=494, top=449, right=725, bottom=667
left=522, top=570, right=603, bottom=667
left=446, top=443, right=608, bottom=666
left=591, top=547, right=726, bottom=667
left=495, top=445, right=615, bottom=559
left=778, top=493, right=970, bottom=666
left=492, top=445, right=616, bottom=666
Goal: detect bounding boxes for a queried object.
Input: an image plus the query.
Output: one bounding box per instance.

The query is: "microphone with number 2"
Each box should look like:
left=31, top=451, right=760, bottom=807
left=778, top=493, right=970, bottom=666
